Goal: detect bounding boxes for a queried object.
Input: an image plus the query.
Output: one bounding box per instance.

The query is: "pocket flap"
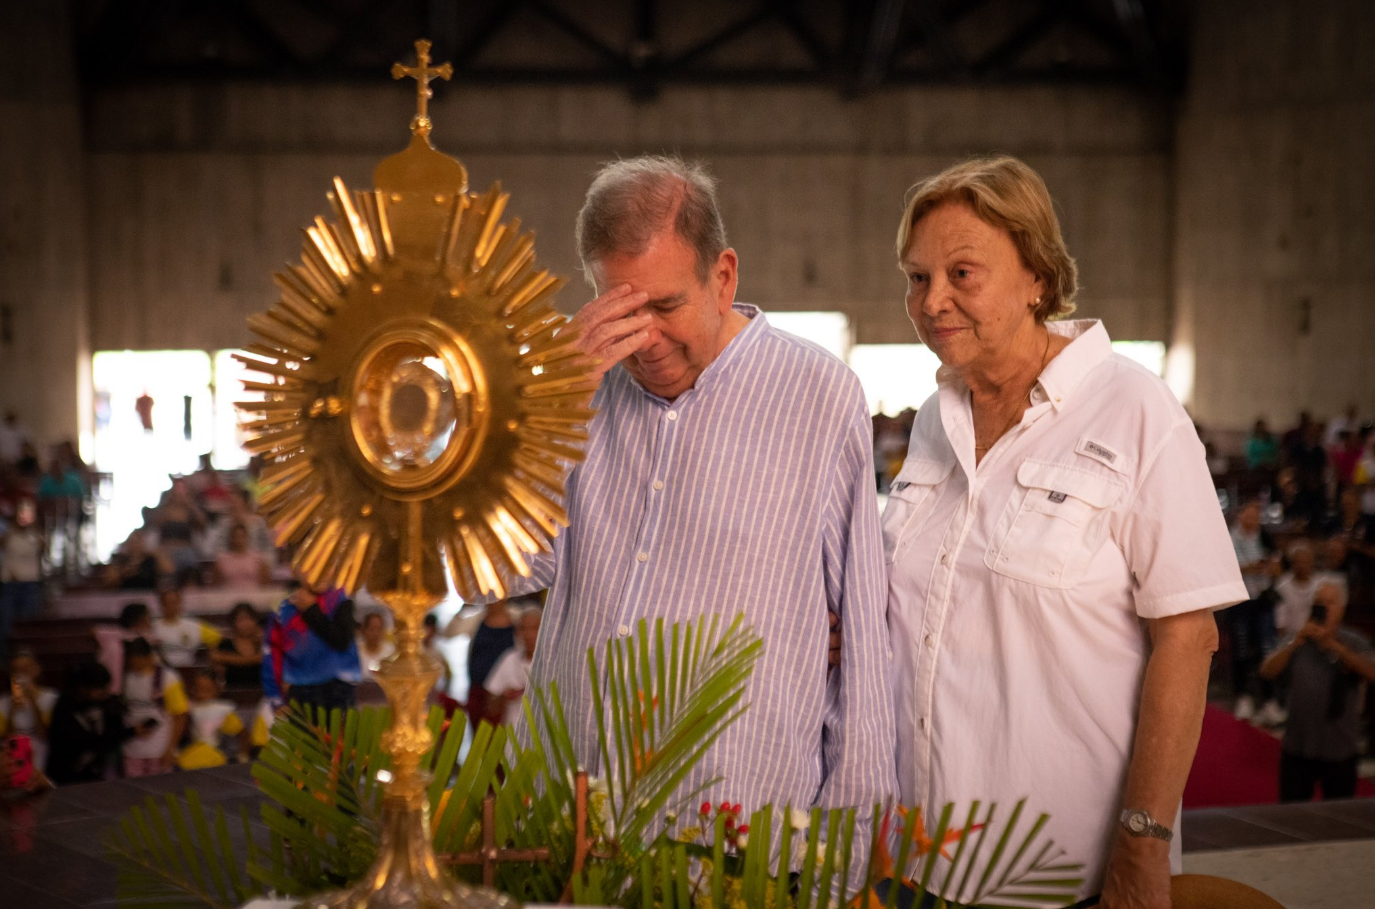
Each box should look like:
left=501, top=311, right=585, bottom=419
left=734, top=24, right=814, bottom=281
left=891, top=457, right=955, bottom=493
left=1016, top=459, right=1123, bottom=508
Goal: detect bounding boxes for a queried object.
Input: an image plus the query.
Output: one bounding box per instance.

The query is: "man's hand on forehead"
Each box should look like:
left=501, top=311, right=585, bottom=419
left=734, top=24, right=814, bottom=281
left=569, top=284, right=656, bottom=381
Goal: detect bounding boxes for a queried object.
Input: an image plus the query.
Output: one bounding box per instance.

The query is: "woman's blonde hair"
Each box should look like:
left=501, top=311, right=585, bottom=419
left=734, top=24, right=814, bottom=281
left=895, top=155, right=1078, bottom=321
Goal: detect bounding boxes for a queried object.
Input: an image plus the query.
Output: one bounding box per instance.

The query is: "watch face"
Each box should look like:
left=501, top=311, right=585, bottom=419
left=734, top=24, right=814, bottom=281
left=1127, top=812, right=1148, bottom=833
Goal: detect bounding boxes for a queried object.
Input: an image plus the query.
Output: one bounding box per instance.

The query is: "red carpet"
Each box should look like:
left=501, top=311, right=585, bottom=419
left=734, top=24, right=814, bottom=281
left=1184, top=705, right=1375, bottom=808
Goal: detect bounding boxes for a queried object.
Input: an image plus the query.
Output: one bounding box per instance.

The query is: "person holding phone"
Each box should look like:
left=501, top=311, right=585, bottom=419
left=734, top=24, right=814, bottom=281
left=0, top=650, right=57, bottom=776
left=1261, top=581, right=1375, bottom=800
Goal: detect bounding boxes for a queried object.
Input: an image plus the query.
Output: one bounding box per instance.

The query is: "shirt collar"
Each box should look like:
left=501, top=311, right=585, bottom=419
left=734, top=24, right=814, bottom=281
left=1035, top=319, right=1113, bottom=410
left=935, top=318, right=1112, bottom=412
left=631, top=302, right=766, bottom=404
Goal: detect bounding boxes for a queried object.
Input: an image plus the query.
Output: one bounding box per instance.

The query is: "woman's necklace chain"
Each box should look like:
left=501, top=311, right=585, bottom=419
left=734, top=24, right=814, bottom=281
left=974, top=331, right=1052, bottom=453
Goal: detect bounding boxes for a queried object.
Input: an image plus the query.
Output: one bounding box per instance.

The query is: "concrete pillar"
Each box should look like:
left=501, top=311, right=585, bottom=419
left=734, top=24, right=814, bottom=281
left=0, top=3, right=91, bottom=453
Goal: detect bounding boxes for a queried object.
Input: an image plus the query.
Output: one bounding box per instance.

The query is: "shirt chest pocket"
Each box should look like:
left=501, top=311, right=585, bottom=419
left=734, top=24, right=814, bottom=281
left=985, top=459, right=1124, bottom=588
left=882, top=458, right=954, bottom=564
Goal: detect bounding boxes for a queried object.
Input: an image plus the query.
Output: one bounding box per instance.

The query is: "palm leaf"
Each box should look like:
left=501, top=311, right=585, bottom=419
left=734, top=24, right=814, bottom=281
left=109, top=795, right=259, bottom=909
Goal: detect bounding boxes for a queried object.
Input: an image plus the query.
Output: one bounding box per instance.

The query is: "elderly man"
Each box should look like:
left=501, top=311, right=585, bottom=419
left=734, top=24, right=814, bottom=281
left=498, top=155, right=895, bottom=835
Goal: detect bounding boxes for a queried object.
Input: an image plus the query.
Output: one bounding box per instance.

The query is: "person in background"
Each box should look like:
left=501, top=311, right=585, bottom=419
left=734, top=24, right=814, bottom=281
left=211, top=602, right=264, bottom=690
left=1245, top=418, right=1280, bottom=471
left=94, top=601, right=155, bottom=690
left=35, top=451, right=85, bottom=543
left=176, top=668, right=246, bottom=769
left=422, top=613, right=451, bottom=695
left=211, top=524, right=271, bottom=588
left=1290, top=421, right=1331, bottom=529
left=0, top=499, right=44, bottom=660
left=45, top=661, right=128, bottom=785
left=106, top=528, right=170, bottom=590
left=1329, top=430, right=1365, bottom=488
left=1228, top=500, right=1284, bottom=725
left=1274, top=543, right=1324, bottom=638
left=150, top=586, right=222, bottom=668
left=120, top=637, right=189, bottom=777
left=1261, top=581, right=1375, bottom=801
left=356, top=612, right=395, bottom=679
left=156, top=479, right=207, bottom=585
left=205, top=488, right=273, bottom=557
left=464, top=598, right=516, bottom=732
left=0, top=412, right=31, bottom=467
left=1354, top=433, right=1375, bottom=519
left=0, top=650, right=58, bottom=774
left=483, top=607, right=542, bottom=727
left=263, top=584, right=361, bottom=717
left=1324, top=405, right=1359, bottom=447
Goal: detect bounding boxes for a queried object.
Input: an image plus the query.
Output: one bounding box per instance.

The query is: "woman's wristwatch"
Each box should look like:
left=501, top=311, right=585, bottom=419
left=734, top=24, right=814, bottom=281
left=1119, top=808, right=1173, bottom=842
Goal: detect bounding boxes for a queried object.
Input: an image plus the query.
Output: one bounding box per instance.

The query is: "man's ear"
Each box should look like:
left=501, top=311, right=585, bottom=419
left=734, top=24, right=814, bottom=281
left=713, top=248, right=739, bottom=314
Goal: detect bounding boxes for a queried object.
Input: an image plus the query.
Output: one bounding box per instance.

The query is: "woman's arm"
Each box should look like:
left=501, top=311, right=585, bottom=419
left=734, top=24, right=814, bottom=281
left=1101, top=607, right=1218, bottom=909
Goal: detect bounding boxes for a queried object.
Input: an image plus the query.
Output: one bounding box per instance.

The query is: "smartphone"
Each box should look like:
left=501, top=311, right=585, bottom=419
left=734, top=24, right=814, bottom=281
left=4, top=735, right=34, bottom=789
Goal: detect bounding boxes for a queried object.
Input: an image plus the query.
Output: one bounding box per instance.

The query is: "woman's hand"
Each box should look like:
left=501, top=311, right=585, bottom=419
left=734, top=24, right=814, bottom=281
left=1100, top=835, right=1171, bottom=909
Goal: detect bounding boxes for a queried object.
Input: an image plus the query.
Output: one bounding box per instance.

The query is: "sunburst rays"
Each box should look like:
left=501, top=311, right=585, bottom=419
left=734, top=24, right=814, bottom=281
left=239, top=177, right=594, bottom=600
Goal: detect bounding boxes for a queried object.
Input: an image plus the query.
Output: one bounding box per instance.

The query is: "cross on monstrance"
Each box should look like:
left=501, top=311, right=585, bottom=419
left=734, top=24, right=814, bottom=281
left=392, top=39, right=453, bottom=134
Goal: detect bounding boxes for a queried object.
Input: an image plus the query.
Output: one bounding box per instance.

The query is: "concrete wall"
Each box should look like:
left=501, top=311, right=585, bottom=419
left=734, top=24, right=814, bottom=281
left=1173, top=0, right=1375, bottom=427
left=84, top=81, right=1174, bottom=352
left=7, top=0, right=1372, bottom=442
left=0, top=3, right=91, bottom=448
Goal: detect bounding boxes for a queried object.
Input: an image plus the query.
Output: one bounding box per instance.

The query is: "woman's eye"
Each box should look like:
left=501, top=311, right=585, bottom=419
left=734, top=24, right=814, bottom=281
left=953, top=267, right=972, bottom=279
left=907, top=272, right=926, bottom=286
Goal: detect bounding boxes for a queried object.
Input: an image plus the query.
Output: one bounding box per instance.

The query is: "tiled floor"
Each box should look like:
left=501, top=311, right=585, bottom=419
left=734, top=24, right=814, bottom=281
left=0, top=764, right=266, bottom=908
left=3, top=769, right=1374, bottom=907
left=1183, top=839, right=1375, bottom=909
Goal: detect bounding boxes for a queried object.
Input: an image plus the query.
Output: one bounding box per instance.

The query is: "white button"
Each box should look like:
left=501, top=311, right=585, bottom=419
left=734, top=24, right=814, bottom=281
left=653, top=480, right=664, bottom=491
left=666, top=410, right=678, bottom=421
left=940, top=553, right=948, bottom=566
left=918, top=717, right=926, bottom=730
left=636, top=551, right=648, bottom=562
left=924, top=634, right=932, bottom=648
left=617, top=624, right=630, bottom=636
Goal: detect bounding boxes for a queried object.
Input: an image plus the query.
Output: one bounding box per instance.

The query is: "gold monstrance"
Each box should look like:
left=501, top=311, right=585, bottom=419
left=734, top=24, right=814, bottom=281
left=237, top=40, right=597, bottom=909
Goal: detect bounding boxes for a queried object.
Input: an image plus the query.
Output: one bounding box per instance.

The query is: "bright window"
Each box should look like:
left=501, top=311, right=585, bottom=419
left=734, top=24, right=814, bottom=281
left=763, top=311, right=851, bottom=361
left=91, top=350, right=214, bottom=558
left=1111, top=340, right=1166, bottom=377
left=848, top=344, right=943, bottom=416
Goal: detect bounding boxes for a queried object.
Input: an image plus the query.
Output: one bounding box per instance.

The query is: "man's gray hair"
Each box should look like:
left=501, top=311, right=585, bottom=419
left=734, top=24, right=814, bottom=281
left=575, top=155, right=728, bottom=284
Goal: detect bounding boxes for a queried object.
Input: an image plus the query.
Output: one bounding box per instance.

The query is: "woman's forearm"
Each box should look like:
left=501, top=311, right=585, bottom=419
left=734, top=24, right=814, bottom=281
left=1121, top=609, right=1218, bottom=825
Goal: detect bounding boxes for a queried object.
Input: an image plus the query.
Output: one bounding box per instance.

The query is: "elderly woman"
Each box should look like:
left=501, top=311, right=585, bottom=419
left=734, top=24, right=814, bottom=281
left=884, top=156, right=1246, bottom=908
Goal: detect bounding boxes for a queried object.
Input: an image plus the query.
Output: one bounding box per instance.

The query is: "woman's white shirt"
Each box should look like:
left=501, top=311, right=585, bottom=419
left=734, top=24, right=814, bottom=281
left=885, top=319, right=1247, bottom=901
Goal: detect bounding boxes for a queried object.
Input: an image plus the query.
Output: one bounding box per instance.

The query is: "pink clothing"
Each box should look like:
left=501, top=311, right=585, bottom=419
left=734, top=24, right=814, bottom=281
left=216, top=550, right=265, bottom=588
left=124, top=756, right=166, bottom=778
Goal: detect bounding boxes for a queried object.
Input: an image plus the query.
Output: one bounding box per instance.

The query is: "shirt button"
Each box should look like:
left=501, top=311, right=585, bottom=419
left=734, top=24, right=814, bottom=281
left=940, top=553, right=948, bottom=566
left=617, top=624, right=630, bottom=637
left=653, top=480, right=664, bottom=491
left=924, top=634, right=932, bottom=648
left=636, top=551, right=648, bottom=562
left=666, top=410, right=678, bottom=421
left=919, top=717, right=926, bottom=730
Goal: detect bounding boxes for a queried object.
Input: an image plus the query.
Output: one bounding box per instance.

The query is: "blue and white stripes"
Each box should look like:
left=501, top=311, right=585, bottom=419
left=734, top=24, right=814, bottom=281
left=513, top=304, right=896, bottom=821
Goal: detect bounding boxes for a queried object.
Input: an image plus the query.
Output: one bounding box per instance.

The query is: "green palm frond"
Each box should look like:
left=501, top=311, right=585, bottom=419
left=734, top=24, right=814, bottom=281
left=592, top=615, right=763, bottom=849
left=109, top=615, right=1084, bottom=909
left=106, top=791, right=260, bottom=909
left=883, top=798, right=1084, bottom=909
